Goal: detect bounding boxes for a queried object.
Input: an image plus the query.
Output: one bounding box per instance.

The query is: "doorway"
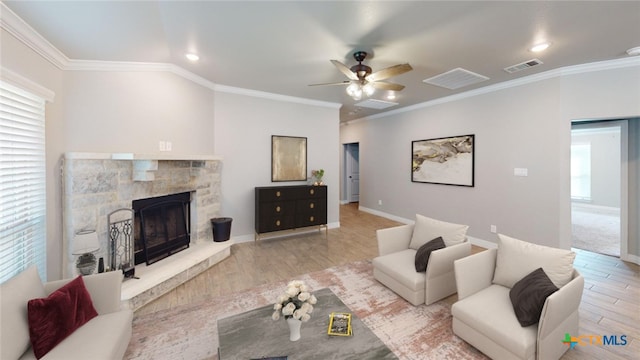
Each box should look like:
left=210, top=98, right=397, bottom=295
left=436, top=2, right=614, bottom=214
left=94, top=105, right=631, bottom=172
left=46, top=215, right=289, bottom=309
left=570, top=121, right=626, bottom=257
left=344, top=143, right=360, bottom=203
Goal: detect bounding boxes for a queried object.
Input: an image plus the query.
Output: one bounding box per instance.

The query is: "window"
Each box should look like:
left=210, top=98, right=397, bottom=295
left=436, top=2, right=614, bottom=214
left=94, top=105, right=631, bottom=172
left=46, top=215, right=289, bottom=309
left=0, top=81, right=46, bottom=283
left=571, top=143, right=591, bottom=201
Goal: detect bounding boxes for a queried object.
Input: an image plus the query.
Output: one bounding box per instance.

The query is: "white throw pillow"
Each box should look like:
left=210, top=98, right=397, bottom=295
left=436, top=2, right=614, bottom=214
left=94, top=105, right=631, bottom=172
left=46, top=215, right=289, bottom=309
left=409, top=214, right=469, bottom=249
left=493, top=234, right=576, bottom=289
left=0, top=266, right=46, bottom=360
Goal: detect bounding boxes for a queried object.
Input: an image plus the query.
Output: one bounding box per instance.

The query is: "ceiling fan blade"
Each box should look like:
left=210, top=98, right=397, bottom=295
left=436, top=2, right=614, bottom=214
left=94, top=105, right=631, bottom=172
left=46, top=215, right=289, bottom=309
left=330, top=60, right=359, bottom=81
left=371, top=81, right=405, bottom=91
left=366, top=63, right=412, bottom=82
left=308, top=81, right=351, bottom=86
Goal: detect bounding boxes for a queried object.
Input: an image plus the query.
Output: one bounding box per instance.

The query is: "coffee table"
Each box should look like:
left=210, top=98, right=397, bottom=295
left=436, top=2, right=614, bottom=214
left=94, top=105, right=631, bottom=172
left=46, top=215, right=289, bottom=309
left=217, top=288, right=397, bottom=359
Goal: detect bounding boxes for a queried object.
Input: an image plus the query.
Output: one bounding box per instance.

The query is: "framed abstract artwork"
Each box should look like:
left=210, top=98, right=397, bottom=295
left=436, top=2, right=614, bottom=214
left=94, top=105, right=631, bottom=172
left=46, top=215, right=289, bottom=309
left=411, top=134, right=475, bottom=186
left=271, top=135, right=307, bottom=182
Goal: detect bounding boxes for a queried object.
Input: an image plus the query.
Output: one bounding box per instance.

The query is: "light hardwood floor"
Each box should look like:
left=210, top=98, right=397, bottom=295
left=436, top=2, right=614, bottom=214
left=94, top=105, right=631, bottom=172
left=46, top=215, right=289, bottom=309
left=136, top=203, right=639, bottom=360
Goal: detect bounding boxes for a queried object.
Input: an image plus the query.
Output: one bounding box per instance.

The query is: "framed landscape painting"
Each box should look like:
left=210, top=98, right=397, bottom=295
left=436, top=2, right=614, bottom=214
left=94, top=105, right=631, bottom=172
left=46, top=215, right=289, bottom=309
left=272, top=135, right=307, bottom=182
left=411, top=134, right=475, bottom=187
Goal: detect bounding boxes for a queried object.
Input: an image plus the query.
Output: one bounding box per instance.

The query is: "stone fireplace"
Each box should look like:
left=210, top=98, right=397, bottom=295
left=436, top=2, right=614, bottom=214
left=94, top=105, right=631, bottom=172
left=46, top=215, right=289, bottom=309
left=62, top=152, right=231, bottom=309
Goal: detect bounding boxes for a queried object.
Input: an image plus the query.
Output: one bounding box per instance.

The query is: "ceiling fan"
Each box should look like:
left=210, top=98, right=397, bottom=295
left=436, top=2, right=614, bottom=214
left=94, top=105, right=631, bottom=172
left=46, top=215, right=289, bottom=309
left=310, top=51, right=412, bottom=100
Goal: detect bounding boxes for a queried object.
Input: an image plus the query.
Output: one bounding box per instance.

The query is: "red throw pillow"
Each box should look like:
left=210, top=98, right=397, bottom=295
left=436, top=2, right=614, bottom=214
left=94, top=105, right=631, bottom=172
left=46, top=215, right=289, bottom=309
left=27, top=276, right=98, bottom=359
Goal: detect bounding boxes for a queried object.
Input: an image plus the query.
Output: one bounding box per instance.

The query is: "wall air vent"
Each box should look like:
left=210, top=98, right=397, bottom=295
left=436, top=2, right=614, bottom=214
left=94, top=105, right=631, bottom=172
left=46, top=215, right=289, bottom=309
left=423, top=68, right=489, bottom=90
left=355, top=99, right=399, bottom=109
left=504, top=59, right=543, bottom=73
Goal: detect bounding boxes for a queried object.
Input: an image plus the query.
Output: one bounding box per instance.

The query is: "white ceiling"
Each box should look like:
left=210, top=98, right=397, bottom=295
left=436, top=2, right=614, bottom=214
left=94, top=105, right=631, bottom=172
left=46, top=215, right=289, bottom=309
left=4, top=1, right=640, bottom=122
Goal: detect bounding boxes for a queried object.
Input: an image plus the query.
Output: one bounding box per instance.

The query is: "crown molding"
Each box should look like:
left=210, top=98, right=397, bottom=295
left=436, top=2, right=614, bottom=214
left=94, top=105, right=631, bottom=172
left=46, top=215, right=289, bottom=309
left=66, top=60, right=219, bottom=91
left=213, top=84, right=341, bottom=109
left=1, top=3, right=339, bottom=110
left=63, top=60, right=340, bottom=108
left=361, top=56, right=640, bottom=122
left=3, top=1, right=636, bottom=117
left=0, top=2, right=69, bottom=69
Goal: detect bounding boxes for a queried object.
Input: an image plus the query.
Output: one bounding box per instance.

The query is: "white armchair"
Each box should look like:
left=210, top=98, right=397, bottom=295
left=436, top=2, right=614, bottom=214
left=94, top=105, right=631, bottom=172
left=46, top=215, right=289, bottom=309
left=372, top=215, right=471, bottom=305
left=451, top=234, right=584, bottom=360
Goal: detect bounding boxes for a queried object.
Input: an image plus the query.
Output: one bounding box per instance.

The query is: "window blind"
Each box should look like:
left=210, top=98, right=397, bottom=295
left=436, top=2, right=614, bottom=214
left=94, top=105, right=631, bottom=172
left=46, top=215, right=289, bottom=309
left=0, top=81, right=46, bottom=283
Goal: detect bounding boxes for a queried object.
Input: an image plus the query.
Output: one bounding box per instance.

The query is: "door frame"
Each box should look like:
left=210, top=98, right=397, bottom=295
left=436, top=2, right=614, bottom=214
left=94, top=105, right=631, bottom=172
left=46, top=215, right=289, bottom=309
left=343, top=142, right=360, bottom=204
left=571, top=119, right=629, bottom=261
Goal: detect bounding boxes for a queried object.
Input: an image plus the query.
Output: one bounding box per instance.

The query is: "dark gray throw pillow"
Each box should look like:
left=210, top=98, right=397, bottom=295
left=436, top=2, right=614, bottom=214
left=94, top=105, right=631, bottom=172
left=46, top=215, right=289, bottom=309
left=509, top=267, right=559, bottom=327
left=414, top=237, right=445, bottom=272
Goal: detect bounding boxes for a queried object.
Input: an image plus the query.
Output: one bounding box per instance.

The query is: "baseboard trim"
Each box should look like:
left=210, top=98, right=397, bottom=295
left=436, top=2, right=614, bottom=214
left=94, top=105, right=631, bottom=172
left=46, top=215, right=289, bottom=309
left=467, top=236, right=497, bottom=249
left=234, top=222, right=340, bottom=244
left=358, top=206, right=412, bottom=224
left=358, top=207, right=496, bottom=248
left=621, top=253, right=640, bottom=265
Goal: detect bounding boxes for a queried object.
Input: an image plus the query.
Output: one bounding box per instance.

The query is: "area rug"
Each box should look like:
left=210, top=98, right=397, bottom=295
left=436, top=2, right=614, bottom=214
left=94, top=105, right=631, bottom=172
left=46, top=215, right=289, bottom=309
left=124, top=260, right=487, bottom=360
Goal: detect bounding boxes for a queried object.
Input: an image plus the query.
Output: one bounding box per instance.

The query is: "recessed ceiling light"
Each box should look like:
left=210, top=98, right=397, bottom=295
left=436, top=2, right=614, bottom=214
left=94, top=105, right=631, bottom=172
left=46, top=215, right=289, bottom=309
left=185, top=53, right=200, bottom=61
left=627, top=46, right=640, bottom=56
left=529, top=42, right=550, bottom=53
left=386, top=92, right=396, bottom=100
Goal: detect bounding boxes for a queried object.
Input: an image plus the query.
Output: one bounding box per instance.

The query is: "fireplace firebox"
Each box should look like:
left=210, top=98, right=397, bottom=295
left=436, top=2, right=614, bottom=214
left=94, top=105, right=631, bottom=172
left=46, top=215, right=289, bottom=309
left=133, top=192, right=191, bottom=265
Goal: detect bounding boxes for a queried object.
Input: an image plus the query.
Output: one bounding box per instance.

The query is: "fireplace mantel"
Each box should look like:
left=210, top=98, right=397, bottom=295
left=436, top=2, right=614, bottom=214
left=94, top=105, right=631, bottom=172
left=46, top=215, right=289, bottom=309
left=64, top=152, right=223, bottom=181
left=64, top=152, right=222, bottom=161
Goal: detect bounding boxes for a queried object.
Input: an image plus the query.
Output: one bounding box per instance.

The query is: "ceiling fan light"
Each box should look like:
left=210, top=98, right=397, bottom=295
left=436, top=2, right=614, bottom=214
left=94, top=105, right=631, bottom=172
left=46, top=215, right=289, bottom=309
left=363, top=83, right=375, bottom=96
left=348, top=86, right=363, bottom=100
left=346, top=83, right=359, bottom=96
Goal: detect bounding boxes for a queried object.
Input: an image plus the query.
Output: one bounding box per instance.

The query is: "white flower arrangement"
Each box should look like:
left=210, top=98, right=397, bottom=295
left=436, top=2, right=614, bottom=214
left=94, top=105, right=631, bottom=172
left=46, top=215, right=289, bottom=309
left=272, top=280, right=317, bottom=322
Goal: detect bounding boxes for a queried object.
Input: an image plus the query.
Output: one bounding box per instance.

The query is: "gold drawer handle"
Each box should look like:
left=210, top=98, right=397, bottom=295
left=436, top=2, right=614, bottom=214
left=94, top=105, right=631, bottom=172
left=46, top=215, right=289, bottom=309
left=276, top=220, right=281, bottom=226
left=309, top=216, right=314, bottom=222
left=310, top=189, right=315, bottom=195
left=276, top=191, right=281, bottom=197
left=276, top=206, right=281, bottom=212
left=309, top=203, right=314, bottom=209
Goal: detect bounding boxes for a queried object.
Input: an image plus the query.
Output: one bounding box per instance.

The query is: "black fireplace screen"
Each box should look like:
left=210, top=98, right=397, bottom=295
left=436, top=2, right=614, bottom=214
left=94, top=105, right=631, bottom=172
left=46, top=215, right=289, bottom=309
left=133, top=192, right=191, bottom=265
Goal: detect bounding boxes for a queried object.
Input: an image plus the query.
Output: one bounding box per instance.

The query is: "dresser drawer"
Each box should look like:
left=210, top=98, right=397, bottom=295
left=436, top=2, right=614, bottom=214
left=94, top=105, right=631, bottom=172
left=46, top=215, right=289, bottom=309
left=296, top=212, right=327, bottom=227
left=256, top=187, right=298, bottom=202
left=296, top=198, right=326, bottom=213
left=259, top=201, right=295, bottom=216
left=299, top=186, right=326, bottom=199
left=258, top=215, right=296, bottom=233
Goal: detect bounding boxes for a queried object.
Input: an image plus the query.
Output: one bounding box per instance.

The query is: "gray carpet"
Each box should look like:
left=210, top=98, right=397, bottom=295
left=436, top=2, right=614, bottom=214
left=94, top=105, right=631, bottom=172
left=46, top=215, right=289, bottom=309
left=571, top=203, right=620, bottom=257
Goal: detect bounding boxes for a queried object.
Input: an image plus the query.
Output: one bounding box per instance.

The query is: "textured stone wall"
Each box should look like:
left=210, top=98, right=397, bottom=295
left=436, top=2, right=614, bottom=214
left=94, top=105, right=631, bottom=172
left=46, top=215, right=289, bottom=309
left=62, top=156, right=222, bottom=277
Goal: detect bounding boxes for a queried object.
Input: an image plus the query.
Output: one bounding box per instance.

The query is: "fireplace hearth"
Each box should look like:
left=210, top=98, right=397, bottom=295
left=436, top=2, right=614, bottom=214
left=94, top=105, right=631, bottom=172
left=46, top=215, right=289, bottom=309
left=133, top=192, right=191, bottom=265
left=63, top=153, right=229, bottom=308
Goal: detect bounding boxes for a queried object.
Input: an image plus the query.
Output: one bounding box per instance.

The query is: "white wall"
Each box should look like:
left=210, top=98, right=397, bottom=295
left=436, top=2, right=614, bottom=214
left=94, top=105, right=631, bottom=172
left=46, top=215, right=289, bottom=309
left=63, top=71, right=215, bottom=154
left=213, top=91, right=340, bottom=240
left=341, top=64, right=640, bottom=251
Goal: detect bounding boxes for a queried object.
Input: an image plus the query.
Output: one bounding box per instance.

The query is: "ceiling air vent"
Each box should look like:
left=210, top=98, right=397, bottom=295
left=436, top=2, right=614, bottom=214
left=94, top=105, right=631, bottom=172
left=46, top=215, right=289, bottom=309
left=504, top=59, right=543, bottom=73
left=355, top=99, right=399, bottom=109
left=423, top=68, right=489, bottom=90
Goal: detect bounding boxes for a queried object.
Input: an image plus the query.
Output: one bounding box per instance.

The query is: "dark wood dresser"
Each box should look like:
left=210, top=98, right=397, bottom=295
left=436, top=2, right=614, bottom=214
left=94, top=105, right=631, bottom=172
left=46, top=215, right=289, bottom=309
left=255, top=185, right=327, bottom=240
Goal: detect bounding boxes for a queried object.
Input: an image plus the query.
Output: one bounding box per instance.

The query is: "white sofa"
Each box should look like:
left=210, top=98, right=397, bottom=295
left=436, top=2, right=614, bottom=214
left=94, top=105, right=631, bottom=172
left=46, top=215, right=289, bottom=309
left=372, top=215, right=471, bottom=305
left=0, top=267, right=133, bottom=360
left=451, top=234, right=584, bottom=360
